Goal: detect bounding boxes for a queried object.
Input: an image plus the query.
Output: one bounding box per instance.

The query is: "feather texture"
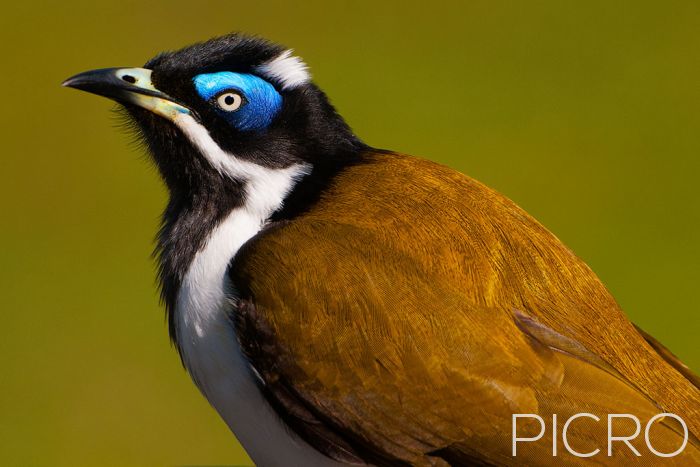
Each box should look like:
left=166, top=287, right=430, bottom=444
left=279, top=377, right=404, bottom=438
left=230, top=150, right=700, bottom=465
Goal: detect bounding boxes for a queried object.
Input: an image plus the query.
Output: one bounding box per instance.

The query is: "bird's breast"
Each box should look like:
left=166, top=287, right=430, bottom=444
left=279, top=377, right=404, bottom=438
left=174, top=206, right=344, bottom=466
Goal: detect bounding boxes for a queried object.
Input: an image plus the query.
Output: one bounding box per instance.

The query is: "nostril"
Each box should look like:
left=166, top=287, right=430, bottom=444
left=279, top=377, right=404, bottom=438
left=122, top=74, right=137, bottom=84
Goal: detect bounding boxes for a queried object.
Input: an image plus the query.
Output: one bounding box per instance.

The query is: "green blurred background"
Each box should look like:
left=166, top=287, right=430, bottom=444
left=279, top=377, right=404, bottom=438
left=1, top=1, right=698, bottom=465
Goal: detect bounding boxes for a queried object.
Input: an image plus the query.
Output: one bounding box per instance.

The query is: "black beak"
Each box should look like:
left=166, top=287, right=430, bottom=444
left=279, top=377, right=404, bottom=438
left=63, top=67, right=192, bottom=121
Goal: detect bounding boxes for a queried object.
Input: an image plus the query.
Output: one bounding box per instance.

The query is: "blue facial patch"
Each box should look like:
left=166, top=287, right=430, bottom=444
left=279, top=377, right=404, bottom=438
left=193, top=72, right=282, bottom=132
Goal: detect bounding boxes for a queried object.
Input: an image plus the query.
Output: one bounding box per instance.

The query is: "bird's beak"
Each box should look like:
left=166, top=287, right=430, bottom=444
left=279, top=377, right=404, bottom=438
left=62, top=67, right=191, bottom=121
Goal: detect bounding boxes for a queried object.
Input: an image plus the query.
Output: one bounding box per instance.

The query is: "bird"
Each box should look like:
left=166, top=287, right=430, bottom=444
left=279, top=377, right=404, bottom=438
left=63, top=34, right=699, bottom=466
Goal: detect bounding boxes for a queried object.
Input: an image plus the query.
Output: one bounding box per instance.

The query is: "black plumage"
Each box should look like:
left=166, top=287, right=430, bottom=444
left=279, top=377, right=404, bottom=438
left=121, top=35, right=367, bottom=344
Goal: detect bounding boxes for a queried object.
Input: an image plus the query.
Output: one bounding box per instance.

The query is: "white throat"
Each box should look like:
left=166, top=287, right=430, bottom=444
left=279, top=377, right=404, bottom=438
left=171, top=115, right=341, bottom=466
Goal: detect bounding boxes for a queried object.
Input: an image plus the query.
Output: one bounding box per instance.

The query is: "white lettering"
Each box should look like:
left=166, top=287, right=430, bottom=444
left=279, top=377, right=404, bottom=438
left=562, top=413, right=600, bottom=457
left=645, top=413, right=688, bottom=458
left=512, top=414, right=545, bottom=456
left=607, top=414, right=641, bottom=456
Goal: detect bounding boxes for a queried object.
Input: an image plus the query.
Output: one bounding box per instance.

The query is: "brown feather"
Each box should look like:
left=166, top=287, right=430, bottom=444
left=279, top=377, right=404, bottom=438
left=634, top=323, right=700, bottom=389
left=231, top=150, right=700, bottom=465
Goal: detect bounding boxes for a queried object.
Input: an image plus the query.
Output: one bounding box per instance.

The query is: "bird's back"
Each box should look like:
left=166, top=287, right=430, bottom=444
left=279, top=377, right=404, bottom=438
left=232, top=150, right=699, bottom=465
left=337, top=151, right=699, bottom=420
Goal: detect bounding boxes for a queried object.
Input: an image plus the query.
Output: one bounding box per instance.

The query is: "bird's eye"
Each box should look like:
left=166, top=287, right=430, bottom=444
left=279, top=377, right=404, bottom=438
left=215, top=92, right=244, bottom=112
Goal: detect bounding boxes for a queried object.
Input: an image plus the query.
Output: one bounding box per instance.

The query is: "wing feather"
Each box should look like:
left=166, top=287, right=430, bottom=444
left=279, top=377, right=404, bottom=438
left=229, top=151, right=699, bottom=465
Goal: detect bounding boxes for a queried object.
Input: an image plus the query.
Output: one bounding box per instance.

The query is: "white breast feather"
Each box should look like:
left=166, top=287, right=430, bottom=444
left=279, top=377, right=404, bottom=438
left=172, top=114, right=344, bottom=466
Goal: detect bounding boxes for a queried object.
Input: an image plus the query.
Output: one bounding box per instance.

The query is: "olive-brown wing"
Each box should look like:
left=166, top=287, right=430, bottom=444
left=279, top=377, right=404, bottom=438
left=231, top=221, right=698, bottom=466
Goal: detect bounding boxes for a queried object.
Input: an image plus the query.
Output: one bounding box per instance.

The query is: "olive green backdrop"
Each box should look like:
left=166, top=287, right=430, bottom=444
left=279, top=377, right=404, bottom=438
left=1, top=1, right=698, bottom=466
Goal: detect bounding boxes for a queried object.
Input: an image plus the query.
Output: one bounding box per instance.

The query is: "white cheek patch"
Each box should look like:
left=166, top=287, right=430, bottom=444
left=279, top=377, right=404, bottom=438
left=172, top=112, right=311, bottom=217
left=256, top=49, right=310, bottom=90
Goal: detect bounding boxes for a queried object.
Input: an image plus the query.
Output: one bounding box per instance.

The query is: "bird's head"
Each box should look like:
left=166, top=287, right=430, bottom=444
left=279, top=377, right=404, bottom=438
left=64, top=34, right=364, bottom=197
